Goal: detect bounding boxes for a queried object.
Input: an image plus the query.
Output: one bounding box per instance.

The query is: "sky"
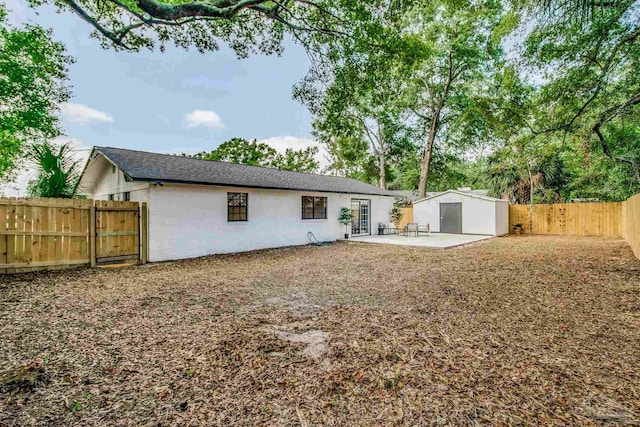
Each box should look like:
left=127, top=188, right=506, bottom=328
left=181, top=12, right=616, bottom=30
left=2, top=0, right=321, bottom=196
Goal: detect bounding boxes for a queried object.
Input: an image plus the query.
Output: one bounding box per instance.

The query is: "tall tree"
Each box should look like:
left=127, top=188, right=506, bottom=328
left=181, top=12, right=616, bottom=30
left=295, top=1, right=409, bottom=189
left=397, top=0, right=505, bottom=198
left=511, top=0, right=640, bottom=200
left=0, top=5, right=72, bottom=182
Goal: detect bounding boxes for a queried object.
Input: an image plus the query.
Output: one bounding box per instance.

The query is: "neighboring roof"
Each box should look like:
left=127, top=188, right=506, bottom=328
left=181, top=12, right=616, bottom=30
left=413, top=189, right=507, bottom=204
left=461, top=189, right=490, bottom=197
left=396, top=188, right=491, bottom=203
left=85, top=147, right=398, bottom=197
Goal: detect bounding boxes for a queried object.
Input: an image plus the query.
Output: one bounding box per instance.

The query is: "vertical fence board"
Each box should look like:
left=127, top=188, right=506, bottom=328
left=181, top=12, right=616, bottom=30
left=90, top=205, right=96, bottom=267
left=0, top=203, right=6, bottom=275
left=6, top=199, right=16, bottom=274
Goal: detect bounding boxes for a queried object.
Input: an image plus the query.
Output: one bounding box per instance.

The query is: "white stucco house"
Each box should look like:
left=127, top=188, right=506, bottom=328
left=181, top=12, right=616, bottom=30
left=78, top=147, right=398, bottom=262
left=413, top=189, right=509, bottom=236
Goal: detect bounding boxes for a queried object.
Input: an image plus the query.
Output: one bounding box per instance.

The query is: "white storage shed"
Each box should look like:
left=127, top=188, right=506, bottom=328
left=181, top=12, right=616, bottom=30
left=413, top=190, right=509, bottom=236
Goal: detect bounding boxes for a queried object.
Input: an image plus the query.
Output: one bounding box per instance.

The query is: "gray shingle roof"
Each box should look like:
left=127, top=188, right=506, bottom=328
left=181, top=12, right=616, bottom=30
left=94, top=147, right=398, bottom=197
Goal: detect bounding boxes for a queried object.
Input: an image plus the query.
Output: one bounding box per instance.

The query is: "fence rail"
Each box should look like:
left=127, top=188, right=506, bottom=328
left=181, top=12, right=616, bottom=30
left=508, top=202, right=622, bottom=237
left=0, top=198, right=147, bottom=274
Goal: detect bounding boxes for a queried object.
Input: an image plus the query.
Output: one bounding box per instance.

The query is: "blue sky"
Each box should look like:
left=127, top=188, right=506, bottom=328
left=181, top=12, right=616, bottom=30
left=3, top=0, right=320, bottom=195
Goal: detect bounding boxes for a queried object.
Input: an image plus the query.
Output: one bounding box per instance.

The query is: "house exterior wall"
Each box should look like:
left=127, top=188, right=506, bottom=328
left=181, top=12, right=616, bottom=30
left=413, top=192, right=506, bottom=236
left=85, top=158, right=394, bottom=262
left=147, top=183, right=393, bottom=262
left=92, top=162, right=150, bottom=202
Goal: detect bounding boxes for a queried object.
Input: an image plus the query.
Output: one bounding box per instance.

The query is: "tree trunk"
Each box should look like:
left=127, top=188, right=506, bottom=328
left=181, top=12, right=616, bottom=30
left=378, top=151, right=386, bottom=189
left=417, top=116, right=439, bottom=199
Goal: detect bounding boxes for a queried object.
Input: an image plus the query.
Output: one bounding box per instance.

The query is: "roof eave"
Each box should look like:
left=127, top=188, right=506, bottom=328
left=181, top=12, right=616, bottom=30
left=130, top=177, right=397, bottom=197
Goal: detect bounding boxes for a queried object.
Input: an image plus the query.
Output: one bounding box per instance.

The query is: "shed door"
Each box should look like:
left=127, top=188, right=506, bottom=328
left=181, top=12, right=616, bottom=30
left=440, top=203, right=462, bottom=234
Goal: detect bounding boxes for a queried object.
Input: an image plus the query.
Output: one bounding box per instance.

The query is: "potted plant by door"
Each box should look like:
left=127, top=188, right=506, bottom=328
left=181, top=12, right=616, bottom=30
left=513, top=224, right=523, bottom=235
left=338, top=207, right=354, bottom=239
left=378, top=223, right=387, bottom=235
left=391, top=205, right=404, bottom=228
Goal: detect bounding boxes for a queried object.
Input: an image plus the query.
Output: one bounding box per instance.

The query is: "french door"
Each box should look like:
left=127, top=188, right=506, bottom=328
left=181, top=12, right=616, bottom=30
left=351, top=199, right=370, bottom=236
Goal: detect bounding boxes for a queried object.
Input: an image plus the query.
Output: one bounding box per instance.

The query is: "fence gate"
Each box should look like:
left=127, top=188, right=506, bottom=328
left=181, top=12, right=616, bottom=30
left=94, top=200, right=142, bottom=265
left=0, top=198, right=147, bottom=274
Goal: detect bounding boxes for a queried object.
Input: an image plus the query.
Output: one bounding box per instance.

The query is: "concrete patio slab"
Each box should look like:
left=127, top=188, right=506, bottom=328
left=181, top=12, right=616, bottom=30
left=349, top=233, right=494, bottom=248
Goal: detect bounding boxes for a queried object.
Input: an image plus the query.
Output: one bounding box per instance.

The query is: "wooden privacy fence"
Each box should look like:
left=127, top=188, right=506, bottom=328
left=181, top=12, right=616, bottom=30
left=622, top=194, right=640, bottom=258
left=395, top=207, right=414, bottom=230
left=508, top=202, right=622, bottom=237
left=0, top=198, right=148, bottom=274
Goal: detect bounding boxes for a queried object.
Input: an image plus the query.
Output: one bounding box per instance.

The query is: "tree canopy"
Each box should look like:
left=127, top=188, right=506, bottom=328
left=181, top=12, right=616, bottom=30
left=5, top=0, right=639, bottom=202
left=186, top=137, right=320, bottom=173
left=0, top=4, right=73, bottom=182
left=44, top=0, right=352, bottom=54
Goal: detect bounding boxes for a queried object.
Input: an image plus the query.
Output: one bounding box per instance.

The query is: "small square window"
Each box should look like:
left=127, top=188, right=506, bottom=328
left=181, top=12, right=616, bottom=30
left=123, top=192, right=130, bottom=201
left=108, top=194, right=114, bottom=201
left=302, top=196, right=327, bottom=219
left=228, top=192, right=248, bottom=222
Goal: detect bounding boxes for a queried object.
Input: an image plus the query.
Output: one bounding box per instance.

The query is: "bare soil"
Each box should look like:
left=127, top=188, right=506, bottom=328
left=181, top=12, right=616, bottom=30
left=1, top=236, right=639, bottom=426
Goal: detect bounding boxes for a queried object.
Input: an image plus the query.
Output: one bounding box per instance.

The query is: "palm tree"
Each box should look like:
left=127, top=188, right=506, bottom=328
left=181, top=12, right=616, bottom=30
left=27, top=142, right=81, bottom=198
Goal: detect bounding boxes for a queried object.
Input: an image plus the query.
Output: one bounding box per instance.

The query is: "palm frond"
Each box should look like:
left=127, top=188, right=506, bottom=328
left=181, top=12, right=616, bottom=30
left=27, top=141, right=81, bottom=198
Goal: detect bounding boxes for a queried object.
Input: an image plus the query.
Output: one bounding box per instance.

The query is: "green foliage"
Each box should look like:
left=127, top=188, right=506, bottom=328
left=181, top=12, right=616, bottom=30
left=390, top=205, right=403, bottom=224
left=31, top=0, right=349, bottom=55
left=273, top=147, right=320, bottom=174
left=492, top=0, right=640, bottom=201
left=296, top=0, right=508, bottom=195
left=486, top=143, right=573, bottom=204
left=27, top=142, right=81, bottom=198
left=16, top=0, right=637, bottom=202
left=190, top=137, right=279, bottom=165
left=337, top=207, right=353, bottom=226
left=185, top=138, right=319, bottom=173
left=295, top=2, right=410, bottom=190
left=0, top=5, right=72, bottom=181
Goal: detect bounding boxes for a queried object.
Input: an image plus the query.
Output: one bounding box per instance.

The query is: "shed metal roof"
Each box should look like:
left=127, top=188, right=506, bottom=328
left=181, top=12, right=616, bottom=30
left=413, top=189, right=507, bottom=204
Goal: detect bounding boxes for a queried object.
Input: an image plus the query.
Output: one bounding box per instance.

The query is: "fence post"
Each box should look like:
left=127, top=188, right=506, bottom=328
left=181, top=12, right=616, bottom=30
left=141, top=202, right=148, bottom=264
left=89, top=204, right=96, bottom=268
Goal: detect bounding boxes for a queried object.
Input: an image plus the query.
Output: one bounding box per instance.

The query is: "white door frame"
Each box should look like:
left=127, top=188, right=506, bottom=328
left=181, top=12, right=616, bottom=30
left=351, top=199, right=371, bottom=236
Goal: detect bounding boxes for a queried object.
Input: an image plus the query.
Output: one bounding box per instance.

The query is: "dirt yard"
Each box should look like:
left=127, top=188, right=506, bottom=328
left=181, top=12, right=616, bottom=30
left=1, top=236, right=639, bottom=426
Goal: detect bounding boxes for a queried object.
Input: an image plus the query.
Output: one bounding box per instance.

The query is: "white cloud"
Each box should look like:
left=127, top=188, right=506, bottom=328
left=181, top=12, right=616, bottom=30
left=60, top=103, right=114, bottom=124
left=0, top=137, right=91, bottom=198
left=256, top=136, right=329, bottom=169
left=184, top=110, right=225, bottom=130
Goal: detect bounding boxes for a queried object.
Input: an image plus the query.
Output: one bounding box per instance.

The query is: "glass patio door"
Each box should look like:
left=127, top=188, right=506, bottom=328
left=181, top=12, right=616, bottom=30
left=351, top=199, right=370, bottom=236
